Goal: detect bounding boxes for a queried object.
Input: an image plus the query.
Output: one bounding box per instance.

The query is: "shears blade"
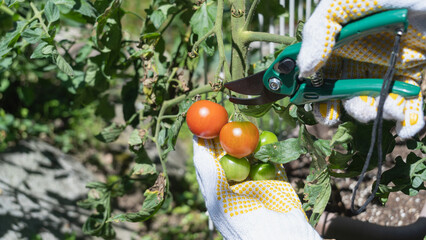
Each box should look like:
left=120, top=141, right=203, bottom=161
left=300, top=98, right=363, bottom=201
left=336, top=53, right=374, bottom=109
left=224, top=70, right=284, bottom=105
left=224, top=70, right=266, bottom=95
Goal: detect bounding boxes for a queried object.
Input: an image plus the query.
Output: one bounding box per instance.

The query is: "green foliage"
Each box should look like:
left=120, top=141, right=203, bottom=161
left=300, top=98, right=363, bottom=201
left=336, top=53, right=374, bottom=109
left=1, top=0, right=423, bottom=238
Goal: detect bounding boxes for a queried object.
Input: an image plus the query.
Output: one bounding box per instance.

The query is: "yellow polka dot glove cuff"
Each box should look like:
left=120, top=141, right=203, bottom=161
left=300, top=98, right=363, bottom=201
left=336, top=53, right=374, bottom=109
left=192, top=137, right=322, bottom=240
left=297, top=0, right=426, bottom=139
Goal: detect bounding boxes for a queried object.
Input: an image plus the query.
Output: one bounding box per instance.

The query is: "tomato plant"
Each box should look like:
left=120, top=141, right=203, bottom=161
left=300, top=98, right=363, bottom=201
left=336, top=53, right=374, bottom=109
left=219, top=154, right=250, bottom=182
left=186, top=100, right=228, bottom=139
left=249, top=163, right=276, bottom=181
left=1, top=0, right=425, bottom=237
left=219, top=121, right=259, bottom=158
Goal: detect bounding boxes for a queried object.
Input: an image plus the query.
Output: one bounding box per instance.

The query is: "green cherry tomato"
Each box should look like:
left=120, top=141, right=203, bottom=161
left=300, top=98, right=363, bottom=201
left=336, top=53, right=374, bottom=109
left=249, top=163, right=276, bottom=181
left=219, top=154, right=250, bottom=182
left=255, top=131, right=278, bottom=152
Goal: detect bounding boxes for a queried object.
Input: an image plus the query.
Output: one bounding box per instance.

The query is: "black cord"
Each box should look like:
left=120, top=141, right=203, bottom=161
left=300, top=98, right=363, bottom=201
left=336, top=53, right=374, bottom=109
left=350, top=29, right=403, bottom=215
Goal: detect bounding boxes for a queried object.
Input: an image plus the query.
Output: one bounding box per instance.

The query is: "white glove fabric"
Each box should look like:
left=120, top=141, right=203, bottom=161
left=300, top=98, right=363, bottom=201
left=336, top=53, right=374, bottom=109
left=193, top=136, right=322, bottom=240
left=298, top=0, right=426, bottom=139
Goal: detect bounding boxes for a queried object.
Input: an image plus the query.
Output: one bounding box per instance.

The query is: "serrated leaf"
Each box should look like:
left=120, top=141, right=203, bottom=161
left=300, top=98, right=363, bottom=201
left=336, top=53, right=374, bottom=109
left=331, top=121, right=356, bottom=146
left=303, top=167, right=331, bottom=226
left=108, top=174, right=166, bottom=223
left=45, top=0, right=60, bottom=23
left=254, top=138, right=307, bottom=164
left=52, top=0, right=75, bottom=13
left=297, top=106, right=317, bottom=125
left=85, top=181, right=108, bottom=189
left=30, top=42, right=49, bottom=59
left=74, top=0, right=97, bottom=18
left=412, top=176, right=423, bottom=188
left=95, top=123, right=125, bottom=143
left=21, top=28, right=44, bottom=44
left=295, top=21, right=304, bottom=42
left=151, top=10, right=166, bottom=29
left=328, top=151, right=352, bottom=170
left=131, top=163, right=156, bottom=176
left=128, top=129, right=143, bottom=146
left=76, top=43, right=93, bottom=63
left=189, top=1, right=216, bottom=55
left=239, top=104, right=272, bottom=118
left=1, top=20, right=26, bottom=49
left=313, top=139, right=331, bottom=158
left=55, top=54, right=74, bottom=76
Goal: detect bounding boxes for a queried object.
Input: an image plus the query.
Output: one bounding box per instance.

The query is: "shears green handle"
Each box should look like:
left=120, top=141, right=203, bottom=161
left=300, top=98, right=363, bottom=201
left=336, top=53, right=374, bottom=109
left=263, top=9, right=420, bottom=103
left=290, top=79, right=419, bottom=105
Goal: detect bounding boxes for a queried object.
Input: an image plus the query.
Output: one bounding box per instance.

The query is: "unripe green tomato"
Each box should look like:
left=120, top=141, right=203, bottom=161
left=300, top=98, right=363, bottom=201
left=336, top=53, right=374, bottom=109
left=219, top=154, right=250, bottom=182
left=249, top=163, right=276, bottom=181
left=255, top=131, right=278, bottom=152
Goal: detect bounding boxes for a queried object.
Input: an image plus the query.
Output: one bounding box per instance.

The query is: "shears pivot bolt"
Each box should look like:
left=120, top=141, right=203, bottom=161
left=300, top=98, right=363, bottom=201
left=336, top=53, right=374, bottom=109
left=268, top=77, right=282, bottom=91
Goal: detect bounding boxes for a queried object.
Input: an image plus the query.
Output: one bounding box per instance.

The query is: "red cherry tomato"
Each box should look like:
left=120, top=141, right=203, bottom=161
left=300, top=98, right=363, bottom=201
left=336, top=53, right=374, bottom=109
left=186, top=100, right=228, bottom=139
left=219, top=121, right=259, bottom=158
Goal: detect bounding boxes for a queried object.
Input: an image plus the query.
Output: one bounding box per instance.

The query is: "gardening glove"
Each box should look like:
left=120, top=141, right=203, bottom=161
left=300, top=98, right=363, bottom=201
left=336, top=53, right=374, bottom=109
left=192, top=136, right=322, bottom=240
left=297, top=0, right=426, bottom=139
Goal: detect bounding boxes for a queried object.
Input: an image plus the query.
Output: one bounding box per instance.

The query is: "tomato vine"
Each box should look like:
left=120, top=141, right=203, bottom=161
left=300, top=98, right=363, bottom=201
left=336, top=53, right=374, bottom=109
left=0, top=0, right=425, bottom=238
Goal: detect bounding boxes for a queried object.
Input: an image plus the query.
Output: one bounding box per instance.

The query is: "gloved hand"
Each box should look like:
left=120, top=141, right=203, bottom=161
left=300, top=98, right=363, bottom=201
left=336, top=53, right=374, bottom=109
left=297, top=0, right=426, bottom=139
left=192, top=136, right=322, bottom=240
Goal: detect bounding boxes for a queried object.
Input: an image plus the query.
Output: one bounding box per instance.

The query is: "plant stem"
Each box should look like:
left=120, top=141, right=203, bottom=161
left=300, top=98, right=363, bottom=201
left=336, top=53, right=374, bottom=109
left=214, top=0, right=231, bottom=82
left=241, top=31, right=296, bottom=45
left=0, top=3, right=15, bottom=17
left=229, top=0, right=247, bottom=80
left=190, top=28, right=215, bottom=54
left=153, top=84, right=213, bottom=193
left=30, top=2, right=48, bottom=33
left=243, top=0, right=260, bottom=30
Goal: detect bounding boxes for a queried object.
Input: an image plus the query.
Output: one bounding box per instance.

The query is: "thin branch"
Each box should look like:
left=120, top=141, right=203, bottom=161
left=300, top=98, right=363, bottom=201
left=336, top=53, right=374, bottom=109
left=243, top=0, right=260, bottom=30
left=30, top=3, right=48, bottom=33
left=190, top=28, right=215, bottom=54
left=153, top=84, right=213, bottom=193
left=214, top=0, right=231, bottom=82
left=241, top=31, right=296, bottom=45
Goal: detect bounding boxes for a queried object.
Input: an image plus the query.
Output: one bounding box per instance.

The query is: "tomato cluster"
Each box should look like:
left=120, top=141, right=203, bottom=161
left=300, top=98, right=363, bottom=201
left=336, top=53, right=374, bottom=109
left=187, top=100, right=279, bottom=183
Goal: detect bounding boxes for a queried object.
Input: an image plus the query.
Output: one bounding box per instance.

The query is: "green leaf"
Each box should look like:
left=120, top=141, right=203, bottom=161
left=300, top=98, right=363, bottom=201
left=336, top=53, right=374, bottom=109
left=296, top=106, right=317, bottom=125
left=303, top=167, right=331, bottom=226
left=313, top=139, right=331, bottom=158
left=128, top=129, right=143, bottom=146
left=412, top=176, right=423, bottom=188
left=0, top=20, right=26, bottom=49
left=328, top=151, right=352, bottom=170
left=131, top=163, right=156, bottom=176
left=30, top=42, right=49, bottom=59
left=239, top=104, right=272, bottom=118
left=21, top=28, right=44, bottom=44
left=189, top=1, right=216, bottom=55
left=55, top=54, right=74, bottom=76
left=254, top=138, right=307, bottom=164
left=75, top=43, right=93, bottom=63
left=45, top=0, right=60, bottom=23
left=109, top=174, right=166, bottom=223
left=130, top=147, right=157, bottom=176
left=52, top=0, right=76, bottom=13
left=74, top=0, right=97, bottom=18
left=150, top=10, right=166, bottom=29
left=295, top=21, right=304, bottom=42
left=330, top=121, right=356, bottom=146
left=95, top=123, right=125, bottom=143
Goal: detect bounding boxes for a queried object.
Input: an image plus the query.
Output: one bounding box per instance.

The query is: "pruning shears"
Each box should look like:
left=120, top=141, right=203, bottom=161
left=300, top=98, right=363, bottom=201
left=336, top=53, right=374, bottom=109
left=225, top=9, right=420, bottom=105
